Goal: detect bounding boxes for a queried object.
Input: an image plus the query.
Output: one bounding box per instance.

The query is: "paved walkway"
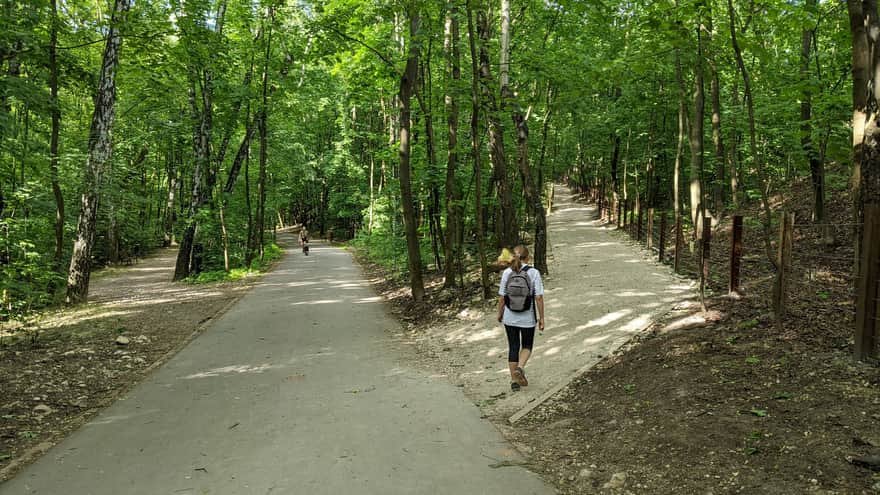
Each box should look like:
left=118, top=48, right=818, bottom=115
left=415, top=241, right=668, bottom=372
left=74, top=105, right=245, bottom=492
left=415, top=185, right=694, bottom=420
left=1, top=240, right=552, bottom=494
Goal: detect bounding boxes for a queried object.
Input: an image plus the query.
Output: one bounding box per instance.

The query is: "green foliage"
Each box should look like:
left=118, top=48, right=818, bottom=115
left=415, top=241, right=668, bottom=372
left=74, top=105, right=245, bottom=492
left=185, top=242, right=283, bottom=284
left=0, top=0, right=859, bottom=317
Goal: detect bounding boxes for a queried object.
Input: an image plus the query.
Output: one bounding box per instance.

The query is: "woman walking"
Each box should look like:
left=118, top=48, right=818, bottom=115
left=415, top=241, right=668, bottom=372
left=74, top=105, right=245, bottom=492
left=497, top=245, right=545, bottom=391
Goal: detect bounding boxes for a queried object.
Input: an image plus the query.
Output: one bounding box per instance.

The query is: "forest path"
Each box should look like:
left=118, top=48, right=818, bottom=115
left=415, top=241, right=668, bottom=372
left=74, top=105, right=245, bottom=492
left=1, top=238, right=552, bottom=494
left=414, top=185, right=695, bottom=422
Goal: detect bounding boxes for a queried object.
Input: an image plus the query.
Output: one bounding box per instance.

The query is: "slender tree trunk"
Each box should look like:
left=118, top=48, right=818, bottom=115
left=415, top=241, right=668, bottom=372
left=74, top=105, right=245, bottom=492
left=674, top=49, right=686, bottom=255
left=49, top=0, right=65, bottom=268
left=477, top=9, right=515, bottom=247
left=690, top=24, right=706, bottom=239
left=219, top=196, right=230, bottom=271
left=443, top=4, right=462, bottom=288
left=399, top=4, right=425, bottom=301
left=802, top=0, right=831, bottom=245
left=537, top=84, right=553, bottom=189
left=257, top=15, right=272, bottom=260
left=164, top=149, right=178, bottom=247
left=467, top=1, right=490, bottom=298
left=67, top=0, right=130, bottom=303
left=245, top=144, right=255, bottom=267
left=729, top=0, right=776, bottom=267
left=707, top=15, right=727, bottom=215
left=415, top=58, right=444, bottom=272
left=730, top=78, right=740, bottom=208
left=646, top=98, right=657, bottom=208
left=610, top=132, right=621, bottom=211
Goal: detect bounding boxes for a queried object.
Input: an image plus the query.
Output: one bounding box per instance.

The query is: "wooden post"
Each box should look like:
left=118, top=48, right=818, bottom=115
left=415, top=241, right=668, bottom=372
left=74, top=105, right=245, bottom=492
left=674, top=213, right=683, bottom=273
left=855, top=204, right=880, bottom=361
left=659, top=211, right=667, bottom=262
left=729, top=215, right=743, bottom=296
left=771, top=212, right=795, bottom=323
left=647, top=208, right=654, bottom=250
left=619, top=199, right=625, bottom=229
left=630, top=199, right=635, bottom=229
left=700, top=215, right=711, bottom=311
left=637, top=205, right=644, bottom=242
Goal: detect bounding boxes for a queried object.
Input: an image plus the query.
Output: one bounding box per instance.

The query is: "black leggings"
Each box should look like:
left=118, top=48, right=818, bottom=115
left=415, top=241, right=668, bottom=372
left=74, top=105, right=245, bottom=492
left=505, top=325, right=535, bottom=362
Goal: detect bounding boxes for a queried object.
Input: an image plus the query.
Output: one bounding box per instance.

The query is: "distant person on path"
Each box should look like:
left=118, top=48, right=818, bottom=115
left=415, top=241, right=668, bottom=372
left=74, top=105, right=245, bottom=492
left=497, top=245, right=545, bottom=392
left=300, top=227, right=309, bottom=255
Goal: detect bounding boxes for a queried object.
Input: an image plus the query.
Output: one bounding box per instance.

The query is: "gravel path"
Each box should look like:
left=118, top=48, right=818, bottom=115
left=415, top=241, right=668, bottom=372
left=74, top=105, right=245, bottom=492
left=412, top=185, right=695, bottom=421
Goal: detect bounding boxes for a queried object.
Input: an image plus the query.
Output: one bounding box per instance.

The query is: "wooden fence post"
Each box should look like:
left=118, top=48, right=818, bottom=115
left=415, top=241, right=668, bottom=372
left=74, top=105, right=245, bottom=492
left=729, top=215, right=743, bottom=296
left=855, top=204, right=880, bottom=361
left=631, top=199, right=636, bottom=229
left=659, top=211, right=667, bottom=262
left=700, top=215, right=712, bottom=311
left=674, top=213, right=683, bottom=273
left=771, top=212, right=795, bottom=323
left=637, top=206, right=644, bottom=242
left=647, top=208, right=655, bottom=250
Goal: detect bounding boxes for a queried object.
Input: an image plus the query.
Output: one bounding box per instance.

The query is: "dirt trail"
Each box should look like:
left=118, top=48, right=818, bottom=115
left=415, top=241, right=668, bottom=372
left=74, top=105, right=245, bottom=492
left=412, top=185, right=695, bottom=421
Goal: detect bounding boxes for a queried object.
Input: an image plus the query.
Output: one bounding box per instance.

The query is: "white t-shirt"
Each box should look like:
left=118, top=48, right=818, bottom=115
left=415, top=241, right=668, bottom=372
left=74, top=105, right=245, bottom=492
left=498, top=264, right=544, bottom=328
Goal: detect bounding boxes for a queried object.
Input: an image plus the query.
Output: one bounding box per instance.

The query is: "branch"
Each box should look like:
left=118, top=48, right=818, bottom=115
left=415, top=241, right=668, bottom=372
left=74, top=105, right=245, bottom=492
left=313, top=23, right=399, bottom=75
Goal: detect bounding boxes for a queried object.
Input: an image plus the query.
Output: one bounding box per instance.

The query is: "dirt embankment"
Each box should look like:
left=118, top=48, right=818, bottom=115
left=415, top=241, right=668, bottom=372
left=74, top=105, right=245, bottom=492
left=359, top=184, right=880, bottom=494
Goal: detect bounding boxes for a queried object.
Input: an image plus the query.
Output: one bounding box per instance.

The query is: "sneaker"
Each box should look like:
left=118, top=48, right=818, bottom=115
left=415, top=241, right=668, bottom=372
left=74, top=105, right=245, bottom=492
left=511, top=382, right=521, bottom=391
left=514, top=367, right=528, bottom=386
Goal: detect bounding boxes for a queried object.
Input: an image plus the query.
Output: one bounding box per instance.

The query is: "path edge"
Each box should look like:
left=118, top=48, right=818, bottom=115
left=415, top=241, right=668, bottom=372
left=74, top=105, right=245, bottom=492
left=508, top=300, right=691, bottom=425
left=0, top=244, right=285, bottom=483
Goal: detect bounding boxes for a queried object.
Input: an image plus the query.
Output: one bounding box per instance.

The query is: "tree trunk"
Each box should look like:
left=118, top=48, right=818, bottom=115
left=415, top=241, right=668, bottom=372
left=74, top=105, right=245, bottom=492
left=66, top=0, right=130, bottom=303
left=443, top=4, right=462, bottom=288
left=729, top=0, right=776, bottom=268
left=802, top=0, right=831, bottom=244
left=467, top=1, right=490, bottom=298
left=646, top=99, right=657, bottom=208
left=478, top=10, right=516, bottom=247
left=399, top=4, right=425, bottom=302
left=512, top=105, right=548, bottom=274
left=415, top=57, right=445, bottom=272
left=245, top=146, right=255, bottom=267
left=173, top=74, right=211, bottom=281
left=49, top=0, right=65, bottom=269
left=610, top=132, right=621, bottom=210
left=257, top=12, right=273, bottom=260
left=690, top=25, right=706, bottom=239
left=164, top=149, right=178, bottom=247
left=850, top=0, right=871, bottom=275
left=707, top=14, right=727, bottom=216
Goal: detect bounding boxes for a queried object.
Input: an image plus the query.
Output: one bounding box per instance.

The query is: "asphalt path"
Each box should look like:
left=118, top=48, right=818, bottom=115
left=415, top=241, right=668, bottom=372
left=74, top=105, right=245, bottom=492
left=1, top=239, right=553, bottom=495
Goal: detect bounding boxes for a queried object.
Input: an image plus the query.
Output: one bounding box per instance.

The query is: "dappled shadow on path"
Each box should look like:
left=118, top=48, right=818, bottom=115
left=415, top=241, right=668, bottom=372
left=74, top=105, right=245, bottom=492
left=417, top=185, right=695, bottom=418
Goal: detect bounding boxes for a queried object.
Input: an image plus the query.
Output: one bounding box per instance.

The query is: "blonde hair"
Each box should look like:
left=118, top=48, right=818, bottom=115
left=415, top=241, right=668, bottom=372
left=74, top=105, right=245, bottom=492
left=511, top=245, right=530, bottom=273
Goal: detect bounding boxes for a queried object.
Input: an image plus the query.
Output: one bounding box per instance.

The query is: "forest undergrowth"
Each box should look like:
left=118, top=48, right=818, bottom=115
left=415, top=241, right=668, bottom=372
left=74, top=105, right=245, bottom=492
left=355, top=174, right=880, bottom=494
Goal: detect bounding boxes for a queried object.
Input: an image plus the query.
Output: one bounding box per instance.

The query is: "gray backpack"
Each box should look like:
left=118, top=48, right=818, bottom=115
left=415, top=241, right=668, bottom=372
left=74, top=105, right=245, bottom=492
left=504, top=267, right=533, bottom=312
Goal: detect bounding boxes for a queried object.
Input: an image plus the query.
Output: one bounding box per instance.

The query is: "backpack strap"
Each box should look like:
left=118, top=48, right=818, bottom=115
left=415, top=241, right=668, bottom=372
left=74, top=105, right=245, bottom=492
left=522, top=266, right=538, bottom=324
